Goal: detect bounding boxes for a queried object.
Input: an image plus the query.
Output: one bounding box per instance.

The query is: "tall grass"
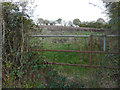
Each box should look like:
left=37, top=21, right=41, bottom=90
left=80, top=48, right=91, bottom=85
left=28, top=31, right=119, bottom=87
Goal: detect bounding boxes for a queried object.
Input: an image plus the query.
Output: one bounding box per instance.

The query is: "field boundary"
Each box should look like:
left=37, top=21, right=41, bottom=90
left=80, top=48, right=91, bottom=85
left=27, top=34, right=120, bottom=70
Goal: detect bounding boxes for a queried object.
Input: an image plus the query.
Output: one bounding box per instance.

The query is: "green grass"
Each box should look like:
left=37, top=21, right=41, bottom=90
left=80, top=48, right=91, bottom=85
left=28, top=31, right=119, bottom=87
left=29, top=33, right=105, bottom=83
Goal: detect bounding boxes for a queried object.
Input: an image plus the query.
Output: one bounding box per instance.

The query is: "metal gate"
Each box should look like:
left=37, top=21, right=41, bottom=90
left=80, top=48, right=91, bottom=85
left=27, top=34, right=119, bottom=70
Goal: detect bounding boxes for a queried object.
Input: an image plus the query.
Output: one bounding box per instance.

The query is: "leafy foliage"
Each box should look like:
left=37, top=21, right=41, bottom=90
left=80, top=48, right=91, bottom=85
left=105, top=2, right=120, bottom=31
left=45, top=70, right=84, bottom=88
left=73, top=18, right=81, bottom=26
left=2, top=2, right=34, bottom=64
left=2, top=2, right=37, bottom=88
left=2, top=1, right=119, bottom=88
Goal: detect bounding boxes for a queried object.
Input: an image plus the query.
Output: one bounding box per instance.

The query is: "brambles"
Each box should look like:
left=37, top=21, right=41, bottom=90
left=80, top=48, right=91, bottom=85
left=2, top=1, right=119, bottom=88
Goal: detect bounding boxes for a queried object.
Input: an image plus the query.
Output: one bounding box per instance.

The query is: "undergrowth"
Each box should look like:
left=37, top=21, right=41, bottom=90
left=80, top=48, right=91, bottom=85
left=3, top=31, right=119, bottom=88
left=3, top=51, right=85, bottom=88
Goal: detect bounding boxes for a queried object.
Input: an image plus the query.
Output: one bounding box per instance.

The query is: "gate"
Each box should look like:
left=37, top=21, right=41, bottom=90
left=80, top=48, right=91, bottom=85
left=27, top=34, right=119, bottom=70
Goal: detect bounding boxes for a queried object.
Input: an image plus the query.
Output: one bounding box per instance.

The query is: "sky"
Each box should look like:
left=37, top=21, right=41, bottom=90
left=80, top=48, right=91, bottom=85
left=29, top=0, right=109, bottom=23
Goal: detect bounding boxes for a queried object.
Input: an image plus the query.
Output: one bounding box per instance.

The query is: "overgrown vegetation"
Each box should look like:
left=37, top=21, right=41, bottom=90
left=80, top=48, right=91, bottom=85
left=29, top=30, right=119, bottom=88
left=2, top=1, right=120, bottom=88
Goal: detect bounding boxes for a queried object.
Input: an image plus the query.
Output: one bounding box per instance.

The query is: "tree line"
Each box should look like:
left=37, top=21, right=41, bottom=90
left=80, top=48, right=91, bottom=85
left=37, top=17, right=110, bottom=29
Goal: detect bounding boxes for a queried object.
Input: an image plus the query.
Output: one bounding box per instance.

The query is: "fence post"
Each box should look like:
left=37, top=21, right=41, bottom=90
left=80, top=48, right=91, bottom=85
left=89, top=35, right=93, bottom=87
left=103, top=35, right=106, bottom=51
left=89, top=35, right=93, bottom=66
left=27, top=36, right=29, bottom=53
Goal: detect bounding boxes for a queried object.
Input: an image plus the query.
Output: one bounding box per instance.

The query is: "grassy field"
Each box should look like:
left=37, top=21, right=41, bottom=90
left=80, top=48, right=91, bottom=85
left=28, top=30, right=119, bottom=87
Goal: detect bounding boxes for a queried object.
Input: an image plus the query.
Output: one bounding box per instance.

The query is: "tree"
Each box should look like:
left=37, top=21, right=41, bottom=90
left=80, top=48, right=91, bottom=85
left=62, top=20, right=67, bottom=26
left=50, top=21, right=56, bottom=25
left=2, top=2, right=34, bottom=65
left=38, top=18, right=45, bottom=25
left=44, top=19, right=50, bottom=25
left=105, top=2, right=120, bottom=30
left=97, top=18, right=105, bottom=24
left=68, top=21, right=73, bottom=26
left=56, top=18, right=62, bottom=25
left=73, top=18, right=81, bottom=26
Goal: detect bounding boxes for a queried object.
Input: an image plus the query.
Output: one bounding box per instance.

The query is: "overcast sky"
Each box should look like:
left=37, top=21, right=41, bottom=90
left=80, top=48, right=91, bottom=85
left=30, top=0, right=109, bottom=22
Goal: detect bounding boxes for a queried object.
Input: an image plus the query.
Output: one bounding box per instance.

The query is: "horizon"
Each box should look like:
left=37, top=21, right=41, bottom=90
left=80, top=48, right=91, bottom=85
left=29, top=0, right=109, bottom=23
